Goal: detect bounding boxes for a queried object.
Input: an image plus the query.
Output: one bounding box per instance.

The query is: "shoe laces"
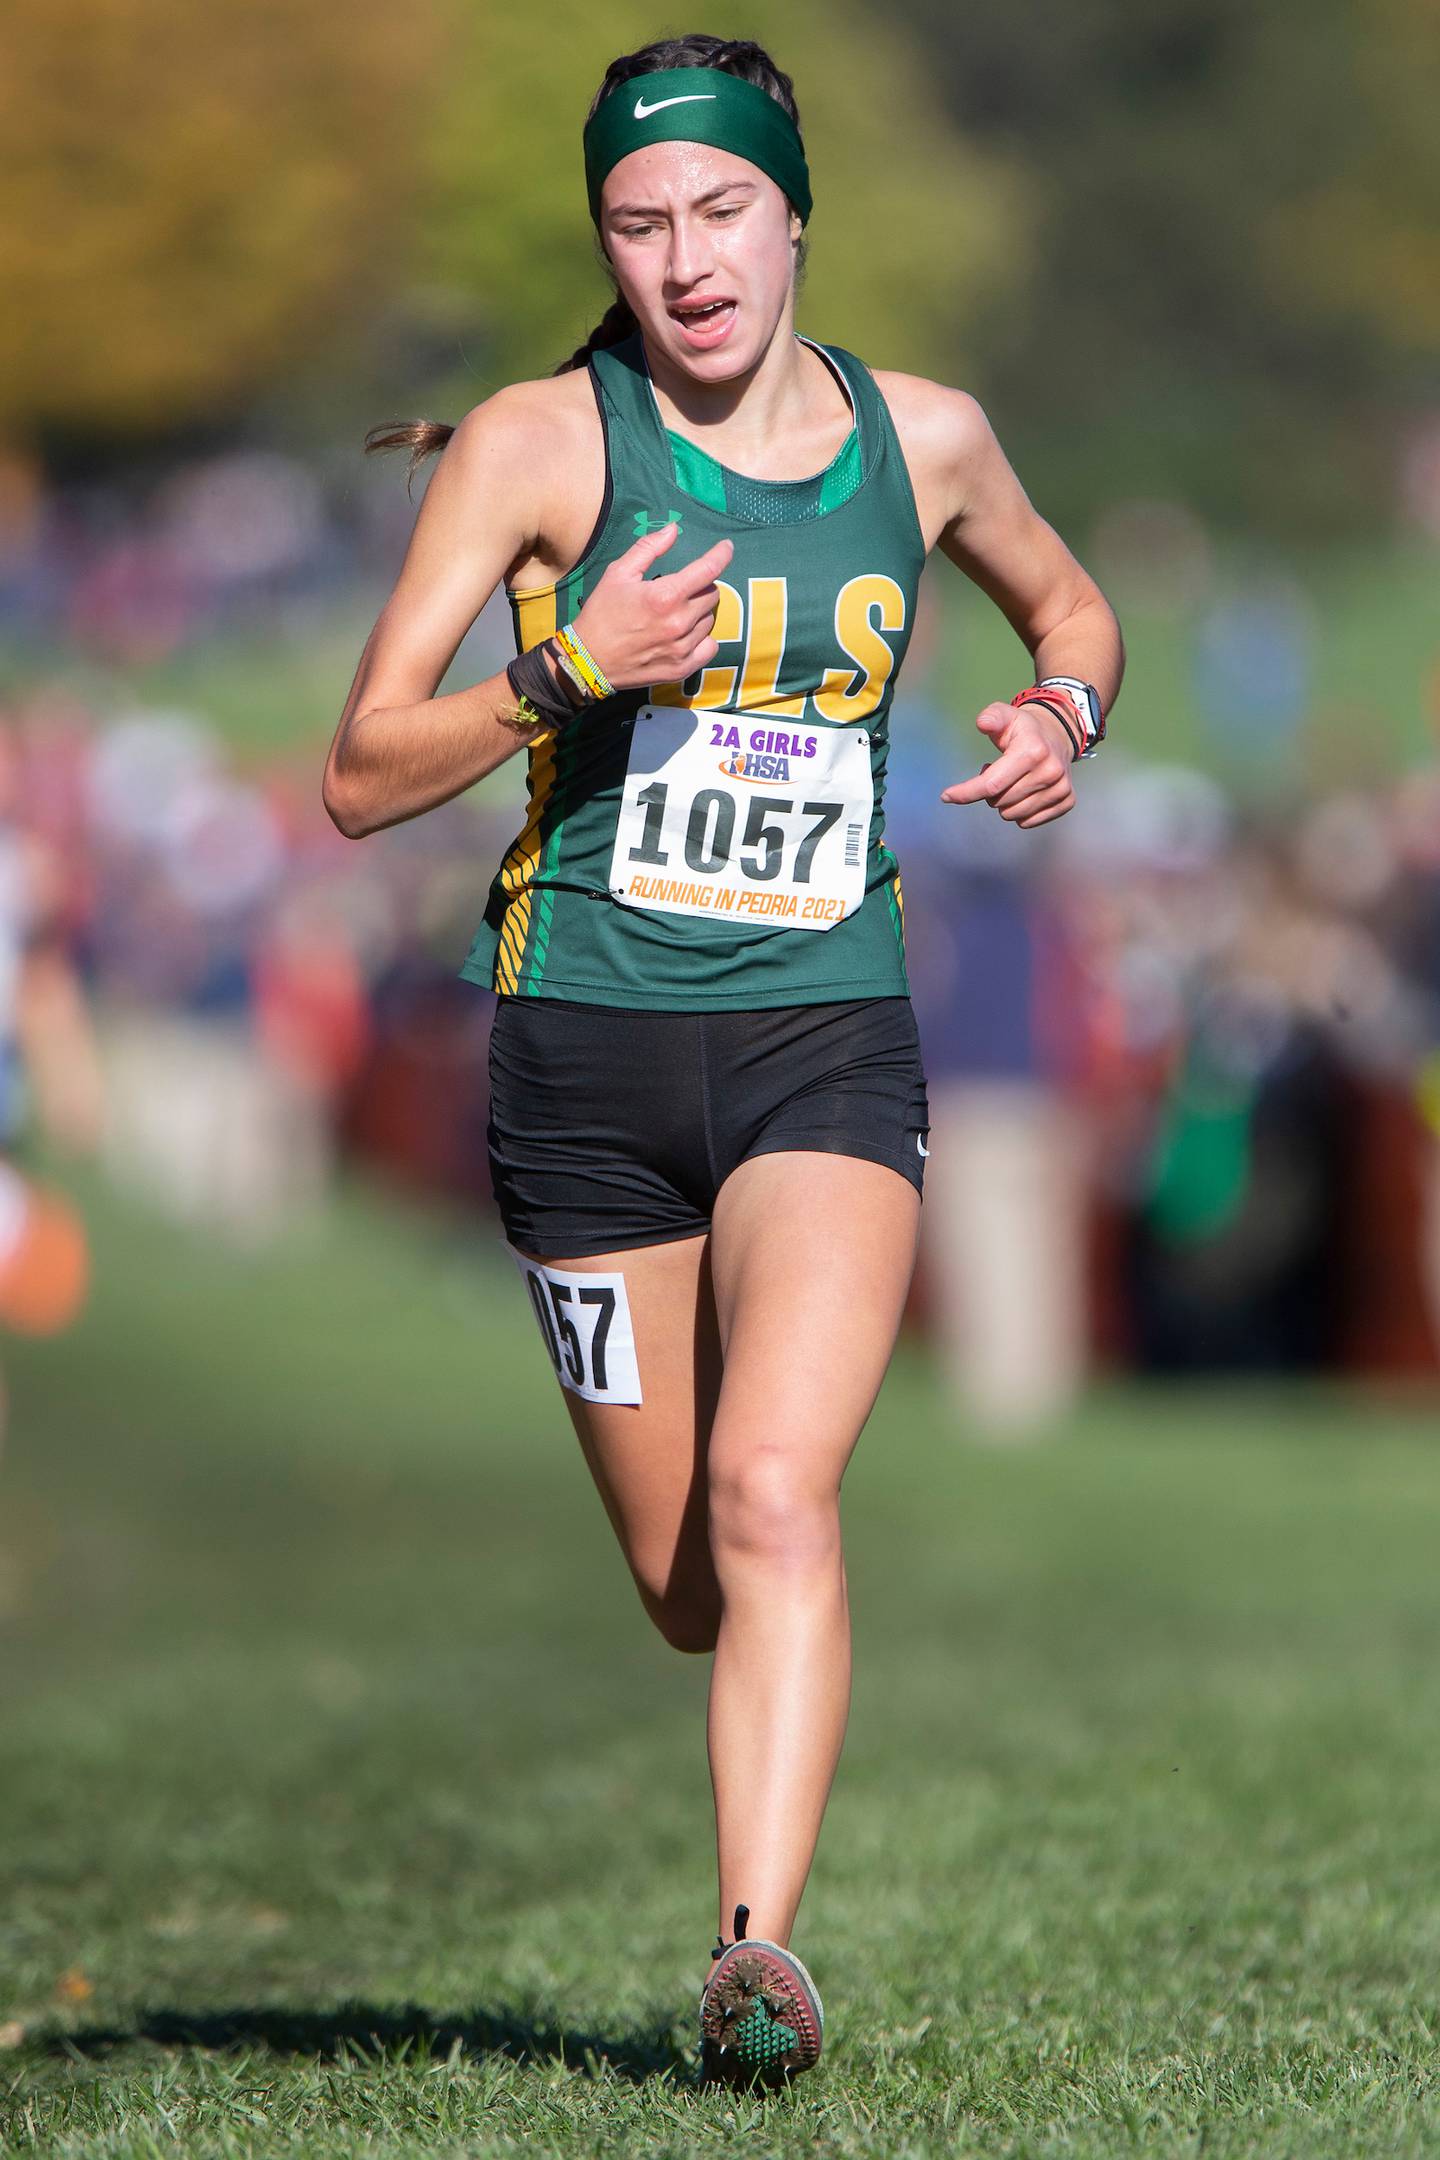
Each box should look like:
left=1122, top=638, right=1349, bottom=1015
left=710, top=1901, right=750, bottom=1962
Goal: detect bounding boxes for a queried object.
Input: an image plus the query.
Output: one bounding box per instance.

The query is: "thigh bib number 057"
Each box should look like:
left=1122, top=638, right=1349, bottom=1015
left=608, top=706, right=874, bottom=933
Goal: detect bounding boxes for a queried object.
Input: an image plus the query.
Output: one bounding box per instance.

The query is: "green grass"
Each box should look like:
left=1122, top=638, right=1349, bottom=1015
left=4, top=1159, right=1440, bottom=2155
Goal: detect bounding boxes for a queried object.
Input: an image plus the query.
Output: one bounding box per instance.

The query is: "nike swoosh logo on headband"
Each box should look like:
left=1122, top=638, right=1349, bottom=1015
left=633, top=93, right=718, bottom=118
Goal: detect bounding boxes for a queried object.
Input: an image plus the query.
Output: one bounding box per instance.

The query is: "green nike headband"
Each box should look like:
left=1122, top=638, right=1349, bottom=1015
left=583, top=66, right=812, bottom=228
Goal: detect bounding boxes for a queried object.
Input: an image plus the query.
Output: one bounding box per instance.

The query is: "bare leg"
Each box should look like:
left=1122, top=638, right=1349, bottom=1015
left=512, top=1231, right=725, bottom=1652
left=508, top=1152, right=918, bottom=1977
left=703, top=1150, right=920, bottom=1962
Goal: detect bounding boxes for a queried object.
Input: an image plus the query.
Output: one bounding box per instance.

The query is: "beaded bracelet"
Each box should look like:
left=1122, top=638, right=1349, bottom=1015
left=554, top=621, right=614, bottom=701
left=549, top=639, right=594, bottom=706
left=542, top=637, right=591, bottom=714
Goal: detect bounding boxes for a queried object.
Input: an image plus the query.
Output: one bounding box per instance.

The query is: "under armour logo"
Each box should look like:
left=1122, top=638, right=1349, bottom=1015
left=633, top=508, right=685, bottom=538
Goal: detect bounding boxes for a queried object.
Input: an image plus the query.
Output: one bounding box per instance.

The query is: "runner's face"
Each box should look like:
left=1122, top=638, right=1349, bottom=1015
left=600, top=143, right=800, bottom=372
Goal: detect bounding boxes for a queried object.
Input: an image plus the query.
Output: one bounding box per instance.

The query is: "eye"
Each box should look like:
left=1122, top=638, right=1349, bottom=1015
left=710, top=206, right=742, bottom=221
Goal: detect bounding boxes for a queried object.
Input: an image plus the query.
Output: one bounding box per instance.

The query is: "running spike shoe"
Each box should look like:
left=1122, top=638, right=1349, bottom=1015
left=698, top=1901, right=825, bottom=2089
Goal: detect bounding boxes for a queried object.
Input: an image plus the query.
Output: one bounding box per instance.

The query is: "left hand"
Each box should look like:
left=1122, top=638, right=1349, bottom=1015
left=940, top=701, right=1077, bottom=827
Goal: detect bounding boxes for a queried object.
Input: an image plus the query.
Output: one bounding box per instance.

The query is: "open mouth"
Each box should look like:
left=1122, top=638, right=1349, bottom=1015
left=669, top=298, right=738, bottom=344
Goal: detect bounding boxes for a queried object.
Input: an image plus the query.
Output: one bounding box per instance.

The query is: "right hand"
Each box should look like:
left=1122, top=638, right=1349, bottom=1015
left=571, top=523, right=733, bottom=693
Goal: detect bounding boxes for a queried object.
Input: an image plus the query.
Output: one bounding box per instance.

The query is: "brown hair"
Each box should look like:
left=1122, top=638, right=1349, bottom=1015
left=365, top=32, right=808, bottom=485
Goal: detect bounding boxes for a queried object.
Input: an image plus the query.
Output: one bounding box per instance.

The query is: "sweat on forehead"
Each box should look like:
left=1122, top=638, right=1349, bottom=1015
left=606, top=160, right=763, bottom=217
left=583, top=64, right=812, bottom=228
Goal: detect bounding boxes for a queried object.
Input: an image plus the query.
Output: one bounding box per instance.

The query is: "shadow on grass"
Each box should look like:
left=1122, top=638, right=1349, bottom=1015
left=32, top=2000, right=697, bottom=2086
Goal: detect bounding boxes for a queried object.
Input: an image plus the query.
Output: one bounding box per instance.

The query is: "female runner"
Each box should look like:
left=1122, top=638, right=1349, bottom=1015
left=324, top=32, right=1123, bottom=2089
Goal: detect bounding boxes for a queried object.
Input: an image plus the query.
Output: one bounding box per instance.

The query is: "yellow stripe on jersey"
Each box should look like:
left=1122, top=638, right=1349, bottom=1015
left=493, top=587, right=561, bottom=993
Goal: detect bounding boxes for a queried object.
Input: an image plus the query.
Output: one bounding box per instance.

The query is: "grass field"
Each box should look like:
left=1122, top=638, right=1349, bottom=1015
left=4, top=1160, right=1440, bottom=2156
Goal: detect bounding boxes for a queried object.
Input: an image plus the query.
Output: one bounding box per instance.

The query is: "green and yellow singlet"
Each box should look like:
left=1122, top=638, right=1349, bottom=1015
left=459, top=328, right=927, bottom=1011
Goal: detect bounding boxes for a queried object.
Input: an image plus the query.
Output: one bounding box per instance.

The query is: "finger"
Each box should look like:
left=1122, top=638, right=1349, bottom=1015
left=974, top=702, right=1013, bottom=741
left=988, top=762, right=1066, bottom=815
left=664, top=591, right=731, bottom=659
left=674, top=635, right=721, bottom=677
left=616, top=520, right=683, bottom=575
left=1013, top=791, right=1076, bottom=828
left=940, top=765, right=1000, bottom=806
left=678, top=589, right=727, bottom=639
left=653, top=536, right=735, bottom=598
left=1003, top=781, right=1072, bottom=824
left=940, top=747, right=1036, bottom=805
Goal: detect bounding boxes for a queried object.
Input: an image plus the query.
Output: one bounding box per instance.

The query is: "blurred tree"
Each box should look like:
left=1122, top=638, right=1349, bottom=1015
left=0, top=0, right=439, bottom=441
left=8, top=0, right=1434, bottom=547
left=904, top=0, right=1440, bottom=537
left=412, top=0, right=1036, bottom=400
left=1256, top=0, right=1440, bottom=354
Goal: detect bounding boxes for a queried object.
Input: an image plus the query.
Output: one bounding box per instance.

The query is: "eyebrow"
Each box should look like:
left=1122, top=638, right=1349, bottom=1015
left=609, top=179, right=759, bottom=218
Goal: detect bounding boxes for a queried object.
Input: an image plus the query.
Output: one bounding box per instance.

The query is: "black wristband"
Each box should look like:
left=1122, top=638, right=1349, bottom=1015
left=504, top=638, right=583, bottom=728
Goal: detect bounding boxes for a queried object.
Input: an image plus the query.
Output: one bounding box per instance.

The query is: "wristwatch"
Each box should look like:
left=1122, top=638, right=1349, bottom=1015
left=1036, top=676, right=1105, bottom=758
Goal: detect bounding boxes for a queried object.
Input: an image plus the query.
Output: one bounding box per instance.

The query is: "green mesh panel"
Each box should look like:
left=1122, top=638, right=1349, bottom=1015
left=817, top=429, right=864, bottom=512
left=664, top=425, right=862, bottom=523
left=666, top=431, right=727, bottom=509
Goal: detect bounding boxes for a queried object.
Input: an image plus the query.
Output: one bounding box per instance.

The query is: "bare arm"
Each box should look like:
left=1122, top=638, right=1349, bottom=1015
left=936, top=390, right=1124, bottom=715
left=322, top=386, right=561, bottom=840
left=323, top=389, right=735, bottom=840
left=929, top=388, right=1124, bottom=827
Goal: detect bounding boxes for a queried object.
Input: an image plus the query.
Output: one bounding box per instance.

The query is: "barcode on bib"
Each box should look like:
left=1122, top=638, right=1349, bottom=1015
left=845, top=823, right=864, bottom=868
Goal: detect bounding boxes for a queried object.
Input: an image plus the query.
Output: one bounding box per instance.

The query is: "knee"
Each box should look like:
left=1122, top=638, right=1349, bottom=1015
left=707, top=1454, right=841, bottom=1573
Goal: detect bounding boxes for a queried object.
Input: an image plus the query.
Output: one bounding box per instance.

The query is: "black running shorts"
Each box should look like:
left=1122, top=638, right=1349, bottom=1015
left=487, top=993, right=930, bottom=1259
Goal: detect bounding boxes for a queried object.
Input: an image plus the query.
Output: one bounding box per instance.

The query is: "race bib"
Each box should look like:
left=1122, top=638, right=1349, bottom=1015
left=508, top=1248, right=642, bottom=1406
left=608, top=706, right=874, bottom=933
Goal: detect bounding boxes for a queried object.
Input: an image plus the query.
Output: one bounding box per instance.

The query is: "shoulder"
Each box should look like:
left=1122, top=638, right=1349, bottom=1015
left=868, top=368, right=996, bottom=472
left=445, top=367, right=601, bottom=479
left=861, top=366, right=1004, bottom=538
left=436, top=366, right=608, bottom=587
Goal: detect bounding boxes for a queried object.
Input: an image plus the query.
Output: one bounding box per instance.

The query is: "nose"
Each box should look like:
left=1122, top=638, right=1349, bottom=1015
left=666, top=210, right=716, bottom=290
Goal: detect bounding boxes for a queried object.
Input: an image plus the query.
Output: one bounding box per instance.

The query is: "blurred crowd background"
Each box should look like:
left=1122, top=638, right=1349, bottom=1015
left=3, top=0, right=1438, bottom=1429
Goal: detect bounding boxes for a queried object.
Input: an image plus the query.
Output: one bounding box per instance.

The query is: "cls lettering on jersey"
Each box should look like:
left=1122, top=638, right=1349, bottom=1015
left=651, top=572, right=906, bottom=721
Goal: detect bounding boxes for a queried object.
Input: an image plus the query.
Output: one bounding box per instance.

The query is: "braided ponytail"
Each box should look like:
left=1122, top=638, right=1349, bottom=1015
left=555, top=293, right=640, bottom=377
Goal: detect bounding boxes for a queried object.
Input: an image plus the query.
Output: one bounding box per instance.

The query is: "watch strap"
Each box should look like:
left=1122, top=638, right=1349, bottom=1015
left=1037, top=674, right=1105, bottom=756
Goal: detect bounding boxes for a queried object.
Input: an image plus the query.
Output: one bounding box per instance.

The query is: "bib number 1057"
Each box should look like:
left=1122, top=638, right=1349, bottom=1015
left=609, top=706, right=874, bottom=932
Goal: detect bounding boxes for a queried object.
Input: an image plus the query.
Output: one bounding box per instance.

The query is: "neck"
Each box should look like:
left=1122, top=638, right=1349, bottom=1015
left=641, top=313, right=847, bottom=465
